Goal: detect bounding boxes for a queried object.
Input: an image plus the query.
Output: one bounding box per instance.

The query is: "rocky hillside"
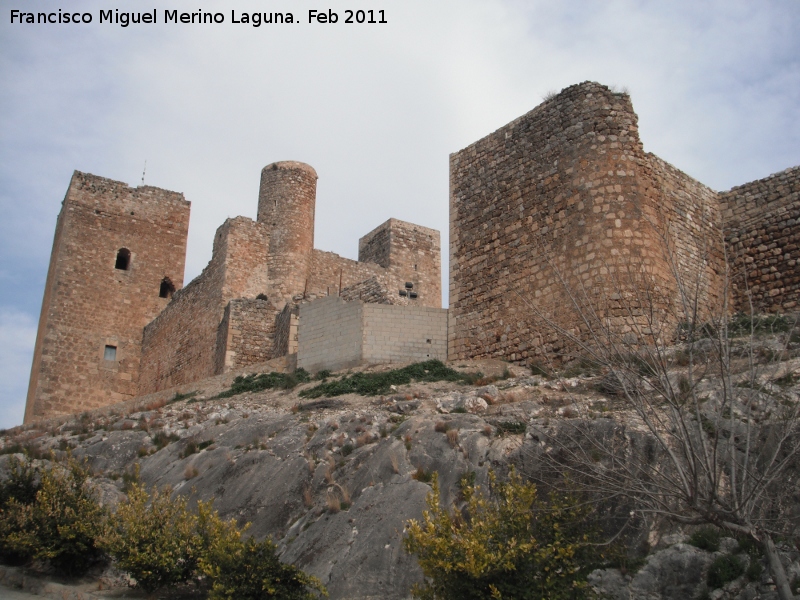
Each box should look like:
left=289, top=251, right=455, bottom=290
left=2, top=353, right=800, bottom=600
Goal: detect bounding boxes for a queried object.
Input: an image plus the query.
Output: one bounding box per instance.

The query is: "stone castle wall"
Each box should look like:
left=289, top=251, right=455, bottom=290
left=448, top=82, right=727, bottom=363
left=138, top=217, right=271, bottom=394
left=722, top=166, right=800, bottom=313
left=214, top=297, right=278, bottom=374
left=24, top=172, right=189, bottom=421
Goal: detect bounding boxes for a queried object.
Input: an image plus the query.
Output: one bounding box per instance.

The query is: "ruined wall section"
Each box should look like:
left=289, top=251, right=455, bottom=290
left=214, top=297, right=278, bottom=374
left=24, top=172, right=189, bottom=422
left=307, top=249, right=385, bottom=299
left=273, top=302, right=301, bottom=357
left=341, top=276, right=401, bottom=305
left=449, top=81, right=722, bottom=364
left=359, top=219, right=442, bottom=308
left=139, top=217, right=270, bottom=394
left=722, top=166, right=800, bottom=312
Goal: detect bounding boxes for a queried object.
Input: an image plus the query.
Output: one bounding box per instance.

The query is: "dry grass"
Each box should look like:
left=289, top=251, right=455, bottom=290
left=303, top=486, right=314, bottom=508
left=389, top=451, right=400, bottom=474
left=446, top=429, right=459, bottom=448
left=434, top=421, right=449, bottom=433
left=184, top=464, right=199, bottom=479
left=482, top=425, right=493, bottom=437
left=326, top=491, right=340, bottom=513
left=356, top=433, right=373, bottom=447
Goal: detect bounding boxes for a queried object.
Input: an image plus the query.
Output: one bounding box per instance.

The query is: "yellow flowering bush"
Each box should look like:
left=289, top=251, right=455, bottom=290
left=404, top=470, right=598, bottom=600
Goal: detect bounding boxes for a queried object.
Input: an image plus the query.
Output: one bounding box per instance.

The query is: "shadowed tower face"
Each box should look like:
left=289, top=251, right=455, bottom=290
left=257, top=161, right=318, bottom=305
left=24, top=172, right=190, bottom=423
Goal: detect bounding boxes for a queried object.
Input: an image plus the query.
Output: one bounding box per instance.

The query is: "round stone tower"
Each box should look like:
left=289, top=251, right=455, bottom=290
left=257, top=161, right=317, bottom=303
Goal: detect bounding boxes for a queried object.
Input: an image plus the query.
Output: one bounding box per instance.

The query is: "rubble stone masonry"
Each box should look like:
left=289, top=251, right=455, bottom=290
left=448, top=82, right=726, bottom=363
left=722, top=167, right=800, bottom=313
left=138, top=217, right=271, bottom=394
left=24, top=172, right=189, bottom=422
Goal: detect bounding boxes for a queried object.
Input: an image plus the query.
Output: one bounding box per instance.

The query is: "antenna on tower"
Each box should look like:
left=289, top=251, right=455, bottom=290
left=141, top=160, right=147, bottom=186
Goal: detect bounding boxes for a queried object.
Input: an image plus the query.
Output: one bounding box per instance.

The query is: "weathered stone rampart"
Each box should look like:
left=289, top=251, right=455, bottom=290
left=138, top=216, right=271, bottom=394
left=24, top=172, right=189, bottom=422
left=214, top=297, right=278, bottom=373
left=448, top=82, right=727, bottom=363
left=722, top=166, right=800, bottom=313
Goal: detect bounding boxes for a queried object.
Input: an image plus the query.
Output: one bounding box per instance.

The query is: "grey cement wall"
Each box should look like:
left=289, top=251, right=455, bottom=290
left=298, top=297, right=363, bottom=373
left=297, top=297, right=448, bottom=373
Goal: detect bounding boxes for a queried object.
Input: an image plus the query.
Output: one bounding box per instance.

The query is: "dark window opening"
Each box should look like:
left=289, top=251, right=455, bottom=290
left=104, top=345, right=117, bottom=361
left=399, top=289, right=408, bottom=297
left=409, top=291, right=418, bottom=299
left=256, top=293, right=269, bottom=301
left=405, top=282, right=414, bottom=289
left=115, top=248, right=131, bottom=270
left=159, top=277, right=176, bottom=299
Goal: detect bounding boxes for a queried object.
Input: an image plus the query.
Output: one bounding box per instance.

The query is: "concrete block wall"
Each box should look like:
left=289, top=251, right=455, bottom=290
left=297, top=296, right=447, bottom=373
left=362, top=304, right=447, bottom=364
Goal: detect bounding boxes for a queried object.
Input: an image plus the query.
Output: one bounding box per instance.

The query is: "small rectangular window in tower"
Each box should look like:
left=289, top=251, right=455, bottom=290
left=104, top=345, right=117, bottom=361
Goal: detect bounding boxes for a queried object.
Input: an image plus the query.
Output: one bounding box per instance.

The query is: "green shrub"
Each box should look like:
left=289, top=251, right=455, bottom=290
left=216, top=368, right=311, bottom=399
left=404, top=470, right=599, bottom=599
left=707, top=554, right=744, bottom=589
left=0, top=456, right=41, bottom=564
left=300, top=360, right=473, bottom=398
left=204, top=536, right=326, bottom=600
left=495, top=421, right=527, bottom=435
left=688, top=526, right=721, bottom=552
left=151, top=431, right=180, bottom=450
left=1, top=457, right=107, bottom=576
left=100, top=483, right=199, bottom=593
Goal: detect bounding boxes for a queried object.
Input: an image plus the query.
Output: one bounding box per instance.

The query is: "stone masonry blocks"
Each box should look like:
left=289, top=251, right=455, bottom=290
left=24, top=172, right=190, bottom=422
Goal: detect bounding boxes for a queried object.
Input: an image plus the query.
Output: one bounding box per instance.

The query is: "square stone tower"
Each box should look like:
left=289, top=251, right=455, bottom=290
left=24, top=172, right=190, bottom=422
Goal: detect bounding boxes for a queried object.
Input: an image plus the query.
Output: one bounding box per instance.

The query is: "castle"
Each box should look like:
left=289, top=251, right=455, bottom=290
left=24, top=82, right=800, bottom=423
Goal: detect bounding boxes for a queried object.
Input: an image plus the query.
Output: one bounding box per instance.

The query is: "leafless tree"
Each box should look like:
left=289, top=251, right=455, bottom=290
left=517, top=225, right=800, bottom=599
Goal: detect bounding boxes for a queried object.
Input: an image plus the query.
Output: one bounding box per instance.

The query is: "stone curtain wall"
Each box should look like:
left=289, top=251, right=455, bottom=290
left=24, top=172, right=189, bottom=422
left=273, top=302, right=301, bottom=357
left=139, top=217, right=270, bottom=394
left=722, top=166, right=800, bottom=312
left=644, top=154, right=727, bottom=317
left=297, top=297, right=364, bottom=373
left=448, top=82, right=726, bottom=364
left=341, top=276, right=402, bottom=304
left=308, top=249, right=385, bottom=299
left=214, top=298, right=278, bottom=373
left=297, top=296, right=448, bottom=373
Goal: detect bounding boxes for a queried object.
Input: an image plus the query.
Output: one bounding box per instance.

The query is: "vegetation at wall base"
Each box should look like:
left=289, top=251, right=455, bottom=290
left=0, top=456, right=107, bottom=576
left=216, top=368, right=312, bottom=399
left=300, top=360, right=471, bottom=398
left=204, top=536, right=327, bottom=600
left=404, top=470, right=600, bottom=600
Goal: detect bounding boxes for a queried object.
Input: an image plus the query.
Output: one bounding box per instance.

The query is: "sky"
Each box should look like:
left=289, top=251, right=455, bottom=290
left=1, top=0, right=798, bottom=429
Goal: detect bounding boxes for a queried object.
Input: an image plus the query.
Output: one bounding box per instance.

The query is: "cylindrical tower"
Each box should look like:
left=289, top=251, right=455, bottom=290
left=257, top=161, right=317, bottom=303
